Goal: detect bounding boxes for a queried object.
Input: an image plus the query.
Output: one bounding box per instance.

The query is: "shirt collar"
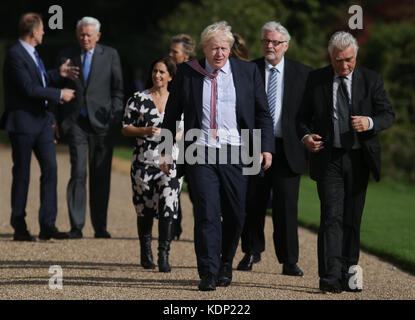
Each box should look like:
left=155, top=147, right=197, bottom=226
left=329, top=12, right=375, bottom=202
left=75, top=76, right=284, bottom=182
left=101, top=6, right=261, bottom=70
left=265, top=56, right=284, bottom=73
left=19, top=39, right=36, bottom=55
left=83, top=47, right=95, bottom=56
left=205, top=58, right=230, bottom=75
left=334, top=70, right=354, bottom=81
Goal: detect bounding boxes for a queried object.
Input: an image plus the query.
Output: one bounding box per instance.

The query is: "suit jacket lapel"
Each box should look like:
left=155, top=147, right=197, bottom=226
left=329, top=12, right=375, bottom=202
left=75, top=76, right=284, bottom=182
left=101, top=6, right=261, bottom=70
left=17, top=42, right=44, bottom=85
left=322, top=66, right=334, bottom=115
left=86, top=43, right=102, bottom=88
left=72, top=48, right=85, bottom=86
left=351, top=66, right=363, bottom=115
left=283, top=58, right=295, bottom=117
left=257, top=58, right=266, bottom=84
left=190, top=58, right=205, bottom=127
left=229, top=58, right=242, bottom=123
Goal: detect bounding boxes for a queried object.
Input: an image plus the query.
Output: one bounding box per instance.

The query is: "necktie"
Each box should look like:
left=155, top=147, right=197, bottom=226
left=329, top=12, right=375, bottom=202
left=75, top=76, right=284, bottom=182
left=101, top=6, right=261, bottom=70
left=81, top=51, right=91, bottom=117
left=33, top=49, right=47, bottom=86
left=185, top=60, right=220, bottom=139
left=337, top=77, right=354, bottom=150
left=267, top=67, right=278, bottom=133
left=83, top=51, right=91, bottom=83
left=209, top=69, right=220, bottom=138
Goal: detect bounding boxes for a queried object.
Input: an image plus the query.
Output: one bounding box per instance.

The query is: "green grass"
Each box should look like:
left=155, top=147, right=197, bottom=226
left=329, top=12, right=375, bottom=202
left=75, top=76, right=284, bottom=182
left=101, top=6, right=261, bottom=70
left=114, top=146, right=415, bottom=273
left=114, top=146, right=133, bottom=161
left=298, top=176, right=415, bottom=273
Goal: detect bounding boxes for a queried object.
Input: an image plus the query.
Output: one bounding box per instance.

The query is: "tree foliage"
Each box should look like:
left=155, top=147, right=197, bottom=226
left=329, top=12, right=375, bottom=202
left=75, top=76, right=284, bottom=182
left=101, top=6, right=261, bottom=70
left=159, top=0, right=415, bottom=182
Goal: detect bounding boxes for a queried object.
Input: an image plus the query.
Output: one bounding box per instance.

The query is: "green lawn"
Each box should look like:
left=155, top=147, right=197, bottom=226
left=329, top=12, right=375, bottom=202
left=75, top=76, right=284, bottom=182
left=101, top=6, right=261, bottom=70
left=114, top=146, right=415, bottom=273
left=298, top=175, right=415, bottom=273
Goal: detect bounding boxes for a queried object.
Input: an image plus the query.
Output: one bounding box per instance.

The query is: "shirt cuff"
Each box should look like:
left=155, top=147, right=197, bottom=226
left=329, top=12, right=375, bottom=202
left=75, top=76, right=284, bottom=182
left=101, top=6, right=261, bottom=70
left=368, top=117, right=374, bottom=130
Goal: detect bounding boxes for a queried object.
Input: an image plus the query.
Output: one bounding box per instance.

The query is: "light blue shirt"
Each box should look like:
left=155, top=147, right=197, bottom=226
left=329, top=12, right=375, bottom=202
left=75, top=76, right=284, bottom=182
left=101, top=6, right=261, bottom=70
left=265, top=57, right=285, bottom=137
left=197, top=59, right=240, bottom=148
left=81, top=47, right=95, bottom=64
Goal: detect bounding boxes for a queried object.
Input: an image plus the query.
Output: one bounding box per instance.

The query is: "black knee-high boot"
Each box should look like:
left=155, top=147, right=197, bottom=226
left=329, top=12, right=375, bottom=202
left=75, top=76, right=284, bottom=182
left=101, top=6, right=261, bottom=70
left=137, top=216, right=156, bottom=269
left=173, top=201, right=183, bottom=240
left=158, top=217, right=174, bottom=272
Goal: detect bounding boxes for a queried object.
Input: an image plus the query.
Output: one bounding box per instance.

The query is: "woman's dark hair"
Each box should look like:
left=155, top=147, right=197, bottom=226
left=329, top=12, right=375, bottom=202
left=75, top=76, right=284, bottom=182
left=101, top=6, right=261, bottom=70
left=145, top=56, right=177, bottom=91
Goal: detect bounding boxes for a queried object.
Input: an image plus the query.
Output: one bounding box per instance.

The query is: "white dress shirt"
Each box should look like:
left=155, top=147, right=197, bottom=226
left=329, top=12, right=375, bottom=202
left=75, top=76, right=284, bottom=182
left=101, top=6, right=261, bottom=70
left=197, top=59, right=240, bottom=148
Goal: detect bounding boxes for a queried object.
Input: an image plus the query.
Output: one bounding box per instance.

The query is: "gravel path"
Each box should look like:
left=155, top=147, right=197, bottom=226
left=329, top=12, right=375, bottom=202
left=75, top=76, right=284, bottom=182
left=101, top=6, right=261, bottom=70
left=0, top=144, right=414, bottom=300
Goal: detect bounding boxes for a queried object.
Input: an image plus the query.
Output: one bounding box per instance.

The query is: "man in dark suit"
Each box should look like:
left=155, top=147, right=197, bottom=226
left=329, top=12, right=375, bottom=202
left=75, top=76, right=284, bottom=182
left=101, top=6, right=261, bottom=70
left=0, top=12, right=78, bottom=241
left=55, top=17, right=124, bottom=239
left=237, top=22, right=311, bottom=276
left=297, top=31, right=394, bottom=293
left=160, top=21, right=274, bottom=291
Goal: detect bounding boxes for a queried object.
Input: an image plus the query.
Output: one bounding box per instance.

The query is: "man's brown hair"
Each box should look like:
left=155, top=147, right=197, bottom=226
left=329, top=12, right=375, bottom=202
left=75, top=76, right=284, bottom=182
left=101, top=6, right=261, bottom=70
left=18, top=13, right=43, bottom=37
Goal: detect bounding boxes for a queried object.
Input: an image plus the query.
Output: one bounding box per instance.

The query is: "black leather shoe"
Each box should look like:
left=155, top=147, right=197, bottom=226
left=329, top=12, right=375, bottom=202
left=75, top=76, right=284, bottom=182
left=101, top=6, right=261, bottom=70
left=13, top=230, right=36, bottom=242
left=198, top=273, right=216, bottom=291
left=237, top=253, right=261, bottom=271
left=39, top=227, right=69, bottom=240
left=217, top=262, right=232, bottom=287
left=94, top=231, right=111, bottom=239
left=282, top=263, right=304, bottom=276
left=68, top=229, right=83, bottom=239
left=319, top=278, right=343, bottom=294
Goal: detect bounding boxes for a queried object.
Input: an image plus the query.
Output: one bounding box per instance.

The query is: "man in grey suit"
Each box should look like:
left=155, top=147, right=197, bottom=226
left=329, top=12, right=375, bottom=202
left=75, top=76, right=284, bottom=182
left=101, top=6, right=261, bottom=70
left=56, top=16, right=124, bottom=239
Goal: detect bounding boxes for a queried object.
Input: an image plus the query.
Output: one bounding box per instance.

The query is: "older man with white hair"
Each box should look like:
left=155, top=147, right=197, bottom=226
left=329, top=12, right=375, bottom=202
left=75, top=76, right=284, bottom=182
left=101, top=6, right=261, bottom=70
left=55, top=16, right=124, bottom=240
left=161, top=21, right=274, bottom=291
left=238, top=21, right=312, bottom=276
left=297, top=31, right=394, bottom=293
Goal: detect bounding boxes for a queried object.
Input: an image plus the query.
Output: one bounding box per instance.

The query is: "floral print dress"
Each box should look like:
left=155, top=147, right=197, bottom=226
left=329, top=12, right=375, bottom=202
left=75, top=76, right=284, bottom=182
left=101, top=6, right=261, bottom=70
left=122, top=90, right=183, bottom=219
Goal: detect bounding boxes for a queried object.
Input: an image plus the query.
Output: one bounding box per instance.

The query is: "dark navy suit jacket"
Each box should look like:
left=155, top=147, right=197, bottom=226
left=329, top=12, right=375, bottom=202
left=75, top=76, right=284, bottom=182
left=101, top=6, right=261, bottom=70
left=0, top=41, right=62, bottom=134
left=162, top=57, right=275, bottom=174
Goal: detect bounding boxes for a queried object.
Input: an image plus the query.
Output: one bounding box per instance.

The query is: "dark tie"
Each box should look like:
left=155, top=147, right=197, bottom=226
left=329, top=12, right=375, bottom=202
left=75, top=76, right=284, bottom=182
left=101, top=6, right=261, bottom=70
left=33, top=49, right=47, bottom=86
left=337, top=77, right=354, bottom=150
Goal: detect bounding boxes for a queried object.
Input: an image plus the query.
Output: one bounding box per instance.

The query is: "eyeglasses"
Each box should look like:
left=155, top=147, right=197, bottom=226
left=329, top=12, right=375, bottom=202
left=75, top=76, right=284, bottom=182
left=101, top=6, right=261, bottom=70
left=262, top=39, right=287, bottom=46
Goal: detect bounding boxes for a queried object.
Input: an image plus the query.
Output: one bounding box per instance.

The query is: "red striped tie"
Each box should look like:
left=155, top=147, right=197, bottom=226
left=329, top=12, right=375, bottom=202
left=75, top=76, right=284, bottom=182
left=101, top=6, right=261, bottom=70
left=210, top=69, right=220, bottom=139
left=185, top=60, right=220, bottom=139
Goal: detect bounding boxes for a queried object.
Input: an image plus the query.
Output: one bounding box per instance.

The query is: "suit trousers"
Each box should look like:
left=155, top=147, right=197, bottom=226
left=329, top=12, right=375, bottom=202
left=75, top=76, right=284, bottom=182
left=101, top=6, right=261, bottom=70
left=241, top=138, right=301, bottom=264
left=185, top=145, right=248, bottom=278
left=316, top=148, right=369, bottom=280
left=66, top=116, right=113, bottom=233
left=9, top=125, right=57, bottom=232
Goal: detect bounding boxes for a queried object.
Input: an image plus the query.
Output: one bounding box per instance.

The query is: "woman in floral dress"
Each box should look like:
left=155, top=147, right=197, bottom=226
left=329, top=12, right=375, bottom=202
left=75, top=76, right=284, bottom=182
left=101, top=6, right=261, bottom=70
left=122, top=57, right=182, bottom=272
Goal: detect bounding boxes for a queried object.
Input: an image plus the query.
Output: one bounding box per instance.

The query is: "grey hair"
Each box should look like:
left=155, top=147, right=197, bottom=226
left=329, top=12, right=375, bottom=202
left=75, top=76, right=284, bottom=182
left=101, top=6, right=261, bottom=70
left=200, top=21, right=234, bottom=48
left=261, top=21, right=291, bottom=42
left=76, top=16, right=101, bottom=34
left=171, top=33, right=196, bottom=59
left=328, top=31, right=359, bottom=57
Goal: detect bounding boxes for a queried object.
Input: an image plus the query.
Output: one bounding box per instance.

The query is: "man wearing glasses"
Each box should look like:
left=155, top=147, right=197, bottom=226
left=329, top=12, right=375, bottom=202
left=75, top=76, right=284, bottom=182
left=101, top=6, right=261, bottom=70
left=237, top=21, right=312, bottom=276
